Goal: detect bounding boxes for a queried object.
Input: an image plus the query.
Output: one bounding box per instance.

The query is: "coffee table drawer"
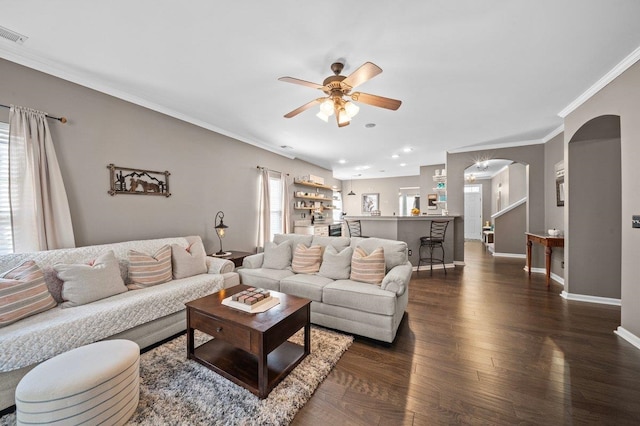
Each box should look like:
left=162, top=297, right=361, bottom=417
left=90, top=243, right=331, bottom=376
left=190, top=310, right=251, bottom=352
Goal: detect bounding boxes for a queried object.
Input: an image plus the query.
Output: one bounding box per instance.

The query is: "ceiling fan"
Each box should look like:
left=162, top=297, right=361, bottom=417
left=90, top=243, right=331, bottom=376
left=278, top=61, right=402, bottom=127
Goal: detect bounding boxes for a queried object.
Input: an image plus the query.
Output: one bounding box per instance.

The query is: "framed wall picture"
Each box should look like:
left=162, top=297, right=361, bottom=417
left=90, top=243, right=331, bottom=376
left=556, top=175, right=565, bottom=206
left=427, top=194, right=437, bottom=210
left=362, top=193, right=379, bottom=213
left=107, top=164, right=171, bottom=197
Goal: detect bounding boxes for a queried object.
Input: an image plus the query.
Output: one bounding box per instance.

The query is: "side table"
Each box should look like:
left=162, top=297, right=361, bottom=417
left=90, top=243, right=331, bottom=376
left=210, top=250, right=254, bottom=268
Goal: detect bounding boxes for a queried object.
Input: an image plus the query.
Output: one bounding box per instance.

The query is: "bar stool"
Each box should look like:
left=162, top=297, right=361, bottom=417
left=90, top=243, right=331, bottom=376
left=418, top=220, right=449, bottom=275
left=346, top=220, right=368, bottom=237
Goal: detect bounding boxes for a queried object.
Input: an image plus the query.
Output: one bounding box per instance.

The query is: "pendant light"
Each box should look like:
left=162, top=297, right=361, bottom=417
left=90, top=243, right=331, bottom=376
left=347, top=179, right=356, bottom=196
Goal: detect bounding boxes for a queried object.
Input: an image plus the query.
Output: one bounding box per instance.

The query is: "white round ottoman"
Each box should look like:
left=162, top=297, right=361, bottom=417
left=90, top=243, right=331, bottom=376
left=15, top=339, right=140, bottom=426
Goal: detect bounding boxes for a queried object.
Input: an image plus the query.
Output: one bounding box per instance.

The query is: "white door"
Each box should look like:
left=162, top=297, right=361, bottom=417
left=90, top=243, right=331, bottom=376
left=464, top=185, right=482, bottom=240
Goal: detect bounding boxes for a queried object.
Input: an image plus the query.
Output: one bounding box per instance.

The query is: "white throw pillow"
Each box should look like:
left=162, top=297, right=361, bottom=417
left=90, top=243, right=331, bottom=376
left=318, top=246, right=352, bottom=280
left=172, top=241, right=207, bottom=279
left=55, top=251, right=127, bottom=308
left=262, top=241, right=292, bottom=270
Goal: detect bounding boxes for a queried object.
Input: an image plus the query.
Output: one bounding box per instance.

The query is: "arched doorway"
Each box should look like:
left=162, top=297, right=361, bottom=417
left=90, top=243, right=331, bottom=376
left=566, top=115, right=621, bottom=300
left=463, top=159, right=528, bottom=256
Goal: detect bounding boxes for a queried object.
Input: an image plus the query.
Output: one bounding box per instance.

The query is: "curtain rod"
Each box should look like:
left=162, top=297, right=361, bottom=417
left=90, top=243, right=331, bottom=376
left=256, top=166, right=289, bottom=176
left=0, top=104, right=68, bottom=123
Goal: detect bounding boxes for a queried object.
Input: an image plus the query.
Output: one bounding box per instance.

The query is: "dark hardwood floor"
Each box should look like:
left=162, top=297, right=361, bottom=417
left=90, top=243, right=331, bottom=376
left=293, top=241, right=640, bottom=425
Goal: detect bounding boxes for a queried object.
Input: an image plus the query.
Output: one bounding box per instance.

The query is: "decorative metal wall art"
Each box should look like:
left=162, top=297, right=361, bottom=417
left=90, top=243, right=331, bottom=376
left=108, top=164, right=171, bottom=197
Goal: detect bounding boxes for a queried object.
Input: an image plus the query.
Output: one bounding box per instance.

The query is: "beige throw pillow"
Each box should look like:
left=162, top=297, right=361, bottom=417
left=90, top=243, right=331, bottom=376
left=128, top=245, right=172, bottom=289
left=172, top=241, right=207, bottom=279
left=350, top=246, right=386, bottom=285
left=291, top=244, right=323, bottom=274
left=55, top=251, right=128, bottom=308
left=0, top=261, right=57, bottom=327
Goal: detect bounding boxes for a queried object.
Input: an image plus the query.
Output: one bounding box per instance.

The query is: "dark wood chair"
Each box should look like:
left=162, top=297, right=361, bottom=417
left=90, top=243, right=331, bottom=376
left=418, top=220, right=449, bottom=275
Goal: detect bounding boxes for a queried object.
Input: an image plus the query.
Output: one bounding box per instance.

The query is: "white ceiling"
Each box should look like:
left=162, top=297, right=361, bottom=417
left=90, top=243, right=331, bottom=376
left=2, top=1, right=640, bottom=180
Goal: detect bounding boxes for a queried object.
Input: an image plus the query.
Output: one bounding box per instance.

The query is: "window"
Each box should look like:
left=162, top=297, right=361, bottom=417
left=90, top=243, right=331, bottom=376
left=0, top=122, right=12, bottom=254
left=268, top=172, right=283, bottom=240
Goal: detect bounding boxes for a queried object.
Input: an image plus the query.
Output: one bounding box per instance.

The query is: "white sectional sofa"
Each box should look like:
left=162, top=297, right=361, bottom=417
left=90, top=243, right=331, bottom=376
left=0, top=236, right=239, bottom=411
left=238, top=234, right=412, bottom=344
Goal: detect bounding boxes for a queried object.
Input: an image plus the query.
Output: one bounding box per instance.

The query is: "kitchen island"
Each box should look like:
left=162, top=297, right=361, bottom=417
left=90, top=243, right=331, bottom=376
left=344, top=215, right=457, bottom=270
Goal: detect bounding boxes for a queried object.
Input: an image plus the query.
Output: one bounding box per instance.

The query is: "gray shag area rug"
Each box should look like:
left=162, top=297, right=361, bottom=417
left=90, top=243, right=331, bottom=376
left=0, top=326, right=352, bottom=426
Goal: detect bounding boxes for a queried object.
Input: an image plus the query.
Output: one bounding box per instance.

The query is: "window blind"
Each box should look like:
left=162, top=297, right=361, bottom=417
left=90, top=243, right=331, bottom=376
left=268, top=173, right=283, bottom=240
left=0, top=122, right=13, bottom=254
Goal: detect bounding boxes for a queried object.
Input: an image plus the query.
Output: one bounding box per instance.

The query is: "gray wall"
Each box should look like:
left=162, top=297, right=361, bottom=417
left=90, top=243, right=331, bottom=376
left=447, top=144, right=546, bottom=265
left=509, top=163, right=527, bottom=203
left=480, top=179, right=492, bottom=226
left=544, top=132, right=565, bottom=279
left=491, top=166, right=509, bottom=214
left=0, top=58, right=341, bottom=253
left=493, top=202, right=526, bottom=255
left=568, top=131, right=621, bottom=299
left=564, top=60, right=640, bottom=338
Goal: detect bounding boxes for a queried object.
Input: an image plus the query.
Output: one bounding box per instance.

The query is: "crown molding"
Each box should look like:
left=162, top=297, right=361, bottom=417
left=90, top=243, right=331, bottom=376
left=0, top=46, right=295, bottom=160
left=558, top=45, right=640, bottom=118
left=541, top=124, right=564, bottom=143
left=447, top=138, right=544, bottom=154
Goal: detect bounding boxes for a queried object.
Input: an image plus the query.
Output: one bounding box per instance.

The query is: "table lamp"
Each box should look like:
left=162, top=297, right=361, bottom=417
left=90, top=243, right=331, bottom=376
left=214, top=211, right=230, bottom=256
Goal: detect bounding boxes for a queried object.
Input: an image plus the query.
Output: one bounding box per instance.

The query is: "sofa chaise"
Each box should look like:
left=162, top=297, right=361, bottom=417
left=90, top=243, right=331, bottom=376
left=0, top=235, right=239, bottom=411
left=238, top=234, right=412, bottom=344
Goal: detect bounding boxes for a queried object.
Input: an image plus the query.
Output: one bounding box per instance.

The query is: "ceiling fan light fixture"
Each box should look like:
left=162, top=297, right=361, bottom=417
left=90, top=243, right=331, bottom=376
left=344, top=101, right=360, bottom=118
left=337, top=108, right=351, bottom=126
left=320, top=99, right=334, bottom=116
left=316, top=110, right=330, bottom=122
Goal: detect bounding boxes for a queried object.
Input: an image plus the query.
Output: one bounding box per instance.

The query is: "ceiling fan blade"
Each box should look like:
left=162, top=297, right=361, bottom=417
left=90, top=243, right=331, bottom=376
left=350, top=92, right=402, bottom=110
left=341, top=62, right=382, bottom=90
left=278, top=77, right=325, bottom=91
left=284, top=98, right=322, bottom=118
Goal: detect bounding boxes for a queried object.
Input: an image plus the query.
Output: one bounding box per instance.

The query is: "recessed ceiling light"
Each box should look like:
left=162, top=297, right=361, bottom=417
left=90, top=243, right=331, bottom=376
left=362, top=165, right=371, bottom=170
left=403, top=147, right=412, bottom=153
left=338, top=159, right=346, bottom=164
left=365, top=123, right=376, bottom=128
left=400, top=163, right=407, bottom=167
left=391, top=154, right=399, bottom=159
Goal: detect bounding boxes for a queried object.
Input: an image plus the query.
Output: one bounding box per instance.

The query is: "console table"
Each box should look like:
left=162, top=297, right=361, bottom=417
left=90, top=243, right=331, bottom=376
left=525, top=232, right=564, bottom=287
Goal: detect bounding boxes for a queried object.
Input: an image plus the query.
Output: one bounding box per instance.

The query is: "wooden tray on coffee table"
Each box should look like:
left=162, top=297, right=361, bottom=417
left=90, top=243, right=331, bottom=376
left=186, top=285, right=311, bottom=399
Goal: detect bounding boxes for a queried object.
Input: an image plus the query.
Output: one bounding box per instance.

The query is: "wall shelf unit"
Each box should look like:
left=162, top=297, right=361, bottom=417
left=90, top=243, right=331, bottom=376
left=293, top=178, right=337, bottom=221
left=433, top=173, right=448, bottom=214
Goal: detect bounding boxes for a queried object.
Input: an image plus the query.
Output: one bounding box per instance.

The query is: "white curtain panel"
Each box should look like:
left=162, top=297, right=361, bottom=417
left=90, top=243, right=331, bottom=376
left=9, top=105, right=75, bottom=252
left=282, top=174, right=293, bottom=234
left=257, top=168, right=270, bottom=252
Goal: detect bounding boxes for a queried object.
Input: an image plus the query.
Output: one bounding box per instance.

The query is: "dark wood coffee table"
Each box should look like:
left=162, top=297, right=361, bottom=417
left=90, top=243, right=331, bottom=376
left=186, top=285, right=311, bottom=398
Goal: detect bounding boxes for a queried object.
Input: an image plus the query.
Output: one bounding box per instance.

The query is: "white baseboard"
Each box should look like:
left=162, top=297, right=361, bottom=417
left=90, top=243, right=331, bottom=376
left=550, top=272, right=564, bottom=286
left=412, top=263, right=455, bottom=272
left=615, top=327, right=640, bottom=351
left=493, top=252, right=526, bottom=259
left=523, top=267, right=565, bottom=286
left=453, top=260, right=466, bottom=267
left=560, top=291, right=621, bottom=306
